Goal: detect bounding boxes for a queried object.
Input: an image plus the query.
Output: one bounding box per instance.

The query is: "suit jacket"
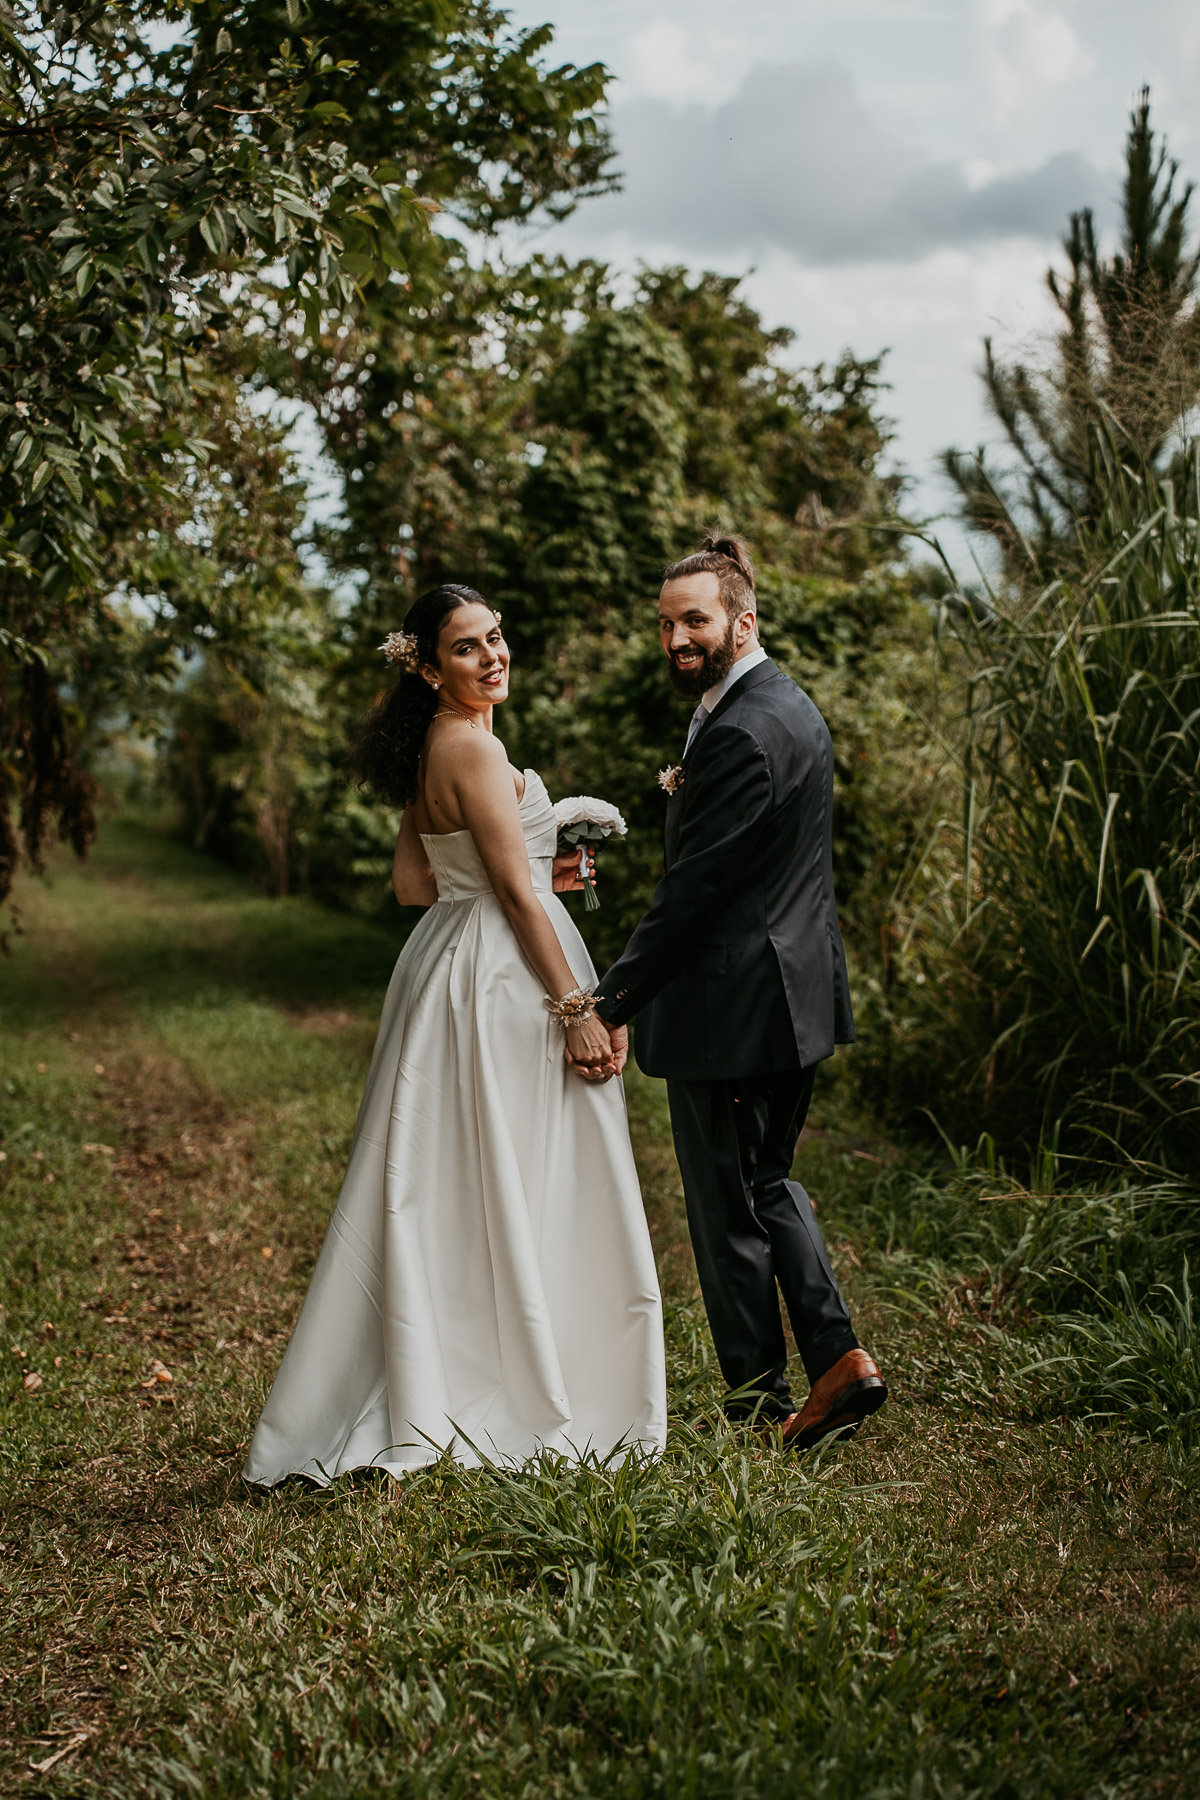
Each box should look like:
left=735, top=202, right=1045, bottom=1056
left=595, top=659, right=854, bottom=1081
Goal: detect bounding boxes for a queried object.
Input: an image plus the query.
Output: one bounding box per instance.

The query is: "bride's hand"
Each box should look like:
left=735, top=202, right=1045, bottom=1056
left=565, top=1014, right=617, bottom=1081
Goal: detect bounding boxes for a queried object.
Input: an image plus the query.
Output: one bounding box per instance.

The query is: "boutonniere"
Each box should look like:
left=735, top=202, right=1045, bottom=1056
left=657, top=765, right=685, bottom=796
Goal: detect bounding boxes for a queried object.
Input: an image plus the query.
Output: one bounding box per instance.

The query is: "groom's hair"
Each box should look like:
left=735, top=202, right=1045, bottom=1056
left=662, top=530, right=756, bottom=620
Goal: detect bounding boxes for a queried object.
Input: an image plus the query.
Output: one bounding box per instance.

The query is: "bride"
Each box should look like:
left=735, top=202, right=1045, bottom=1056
left=243, top=584, right=667, bottom=1485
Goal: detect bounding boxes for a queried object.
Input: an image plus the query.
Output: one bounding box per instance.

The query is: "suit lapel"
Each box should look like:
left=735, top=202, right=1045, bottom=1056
left=665, top=660, right=779, bottom=869
left=684, top=658, right=779, bottom=762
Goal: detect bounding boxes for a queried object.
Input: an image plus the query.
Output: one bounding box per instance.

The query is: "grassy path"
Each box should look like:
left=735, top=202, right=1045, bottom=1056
left=1, top=825, right=1196, bottom=1796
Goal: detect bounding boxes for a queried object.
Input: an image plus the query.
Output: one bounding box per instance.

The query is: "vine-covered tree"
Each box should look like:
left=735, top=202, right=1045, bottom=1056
left=0, top=0, right=612, bottom=905
left=224, top=258, right=925, bottom=953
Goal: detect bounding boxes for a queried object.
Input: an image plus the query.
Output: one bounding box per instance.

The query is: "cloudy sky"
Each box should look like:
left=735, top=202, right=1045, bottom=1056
left=500, top=0, right=1200, bottom=563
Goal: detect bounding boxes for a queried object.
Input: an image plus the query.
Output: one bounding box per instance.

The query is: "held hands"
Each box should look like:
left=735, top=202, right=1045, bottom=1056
left=565, top=1017, right=628, bottom=1083
left=551, top=853, right=619, bottom=1082
left=605, top=1023, right=629, bottom=1074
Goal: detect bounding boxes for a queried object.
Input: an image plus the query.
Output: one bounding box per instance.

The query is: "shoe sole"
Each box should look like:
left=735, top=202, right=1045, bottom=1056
left=787, top=1376, right=888, bottom=1450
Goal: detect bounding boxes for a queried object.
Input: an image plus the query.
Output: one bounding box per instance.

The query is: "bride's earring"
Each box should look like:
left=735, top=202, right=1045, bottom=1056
left=431, top=679, right=441, bottom=690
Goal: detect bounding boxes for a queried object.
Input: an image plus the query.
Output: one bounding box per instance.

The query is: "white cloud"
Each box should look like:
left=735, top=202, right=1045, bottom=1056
left=593, top=60, right=1107, bottom=265
left=621, top=21, right=754, bottom=106
left=978, top=1, right=1095, bottom=122
left=736, top=242, right=1060, bottom=568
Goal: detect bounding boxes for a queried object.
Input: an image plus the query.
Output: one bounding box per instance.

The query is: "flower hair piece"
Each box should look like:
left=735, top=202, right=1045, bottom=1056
left=379, top=631, right=421, bottom=673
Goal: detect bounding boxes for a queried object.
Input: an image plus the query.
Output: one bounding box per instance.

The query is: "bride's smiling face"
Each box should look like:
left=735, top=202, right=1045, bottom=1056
left=428, top=602, right=510, bottom=711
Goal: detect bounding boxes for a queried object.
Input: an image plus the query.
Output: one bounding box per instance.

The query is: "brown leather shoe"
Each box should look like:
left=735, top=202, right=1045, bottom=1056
left=780, top=1350, right=887, bottom=1451
left=752, top=1410, right=797, bottom=1444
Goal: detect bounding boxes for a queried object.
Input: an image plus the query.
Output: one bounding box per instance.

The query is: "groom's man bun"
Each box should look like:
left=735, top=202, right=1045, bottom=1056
left=663, top=529, right=756, bottom=619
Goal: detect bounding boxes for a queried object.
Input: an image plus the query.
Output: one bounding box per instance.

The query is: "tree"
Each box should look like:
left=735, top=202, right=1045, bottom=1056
left=267, top=260, right=925, bottom=960
left=945, top=89, right=1200, bottom=581
left=638, top=269, right=898, bottom=572
left=0, top=0, right=613, bottom=905
left=495, top=273, right=917, bottom=962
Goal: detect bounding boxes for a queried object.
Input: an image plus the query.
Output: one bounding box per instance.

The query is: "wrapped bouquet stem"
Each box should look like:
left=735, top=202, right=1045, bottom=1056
left=551, top=795, right=627, bottom=911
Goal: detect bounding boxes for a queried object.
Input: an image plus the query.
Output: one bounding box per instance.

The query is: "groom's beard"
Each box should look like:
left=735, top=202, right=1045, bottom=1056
left=667, top=618, right=737, bottom=699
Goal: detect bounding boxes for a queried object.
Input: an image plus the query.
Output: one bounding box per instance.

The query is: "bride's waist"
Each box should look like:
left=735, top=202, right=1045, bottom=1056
left=434, top=861, right=553, bottom=903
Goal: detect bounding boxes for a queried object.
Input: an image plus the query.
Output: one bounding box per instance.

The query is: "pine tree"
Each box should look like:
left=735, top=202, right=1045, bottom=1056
left=945, top=89, right=1200, bottom=580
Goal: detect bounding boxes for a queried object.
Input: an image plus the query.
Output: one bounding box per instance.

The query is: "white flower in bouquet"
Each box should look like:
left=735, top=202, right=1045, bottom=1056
left=551, top=795, right=627, bottom=911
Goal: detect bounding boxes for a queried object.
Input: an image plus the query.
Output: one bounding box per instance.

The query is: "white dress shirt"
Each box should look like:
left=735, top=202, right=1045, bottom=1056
left=685, top=643, right=768, bottom=753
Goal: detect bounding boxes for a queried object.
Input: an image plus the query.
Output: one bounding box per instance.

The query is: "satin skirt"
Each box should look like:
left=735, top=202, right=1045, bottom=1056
left=243, top=889, right=667, bottom=1486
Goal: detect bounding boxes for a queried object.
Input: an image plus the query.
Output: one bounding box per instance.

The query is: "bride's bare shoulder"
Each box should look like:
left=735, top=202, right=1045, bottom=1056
left=425, top=721, right=507, bottom=770
left=424, top=723, right=513, bottom=798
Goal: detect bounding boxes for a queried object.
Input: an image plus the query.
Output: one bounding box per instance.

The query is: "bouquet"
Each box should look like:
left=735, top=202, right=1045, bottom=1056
left=551, top=795, right=627, bottom=911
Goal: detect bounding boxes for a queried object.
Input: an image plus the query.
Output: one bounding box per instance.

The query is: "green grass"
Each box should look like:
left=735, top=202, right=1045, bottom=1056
left=2, top=823, right=1198, bottom=1796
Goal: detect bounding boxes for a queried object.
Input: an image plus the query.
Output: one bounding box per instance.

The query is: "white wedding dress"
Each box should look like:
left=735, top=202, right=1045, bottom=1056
left=243, top=770, right=667, bottom=1486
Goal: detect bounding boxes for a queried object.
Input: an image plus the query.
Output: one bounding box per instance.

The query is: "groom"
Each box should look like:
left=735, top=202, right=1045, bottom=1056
left=594, top=531, right=887, bottom=1449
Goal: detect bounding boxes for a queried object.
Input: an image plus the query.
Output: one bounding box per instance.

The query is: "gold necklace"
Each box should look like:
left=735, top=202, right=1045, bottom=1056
left=431, top=699, right=478, bottom=729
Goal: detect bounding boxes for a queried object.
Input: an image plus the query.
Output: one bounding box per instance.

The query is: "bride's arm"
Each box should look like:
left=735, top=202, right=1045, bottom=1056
left=392, top=811, right=437, bottom=906
left=448, top=734, right=614, bottom=1073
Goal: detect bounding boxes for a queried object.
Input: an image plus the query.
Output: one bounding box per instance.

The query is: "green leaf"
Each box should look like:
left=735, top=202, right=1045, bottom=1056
left=275, top=195, right=321, bottom=223
left=29, top=459, right=55, bottom=498
left=166, top=213, right=203, bottom=243
left=75, top=261, right=96, bottom=297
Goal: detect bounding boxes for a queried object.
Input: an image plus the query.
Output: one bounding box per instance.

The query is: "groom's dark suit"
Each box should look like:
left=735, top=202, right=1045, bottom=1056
left=596, top=657, right=859, bottom=1421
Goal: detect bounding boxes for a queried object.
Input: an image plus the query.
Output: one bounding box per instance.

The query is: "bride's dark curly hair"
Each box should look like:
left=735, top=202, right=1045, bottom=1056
left=349, top=584, right=489, bottom=809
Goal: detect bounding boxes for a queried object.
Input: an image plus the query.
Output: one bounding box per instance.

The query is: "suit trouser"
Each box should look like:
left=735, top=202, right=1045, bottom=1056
left=666, top=1067, right=859, bottom=1421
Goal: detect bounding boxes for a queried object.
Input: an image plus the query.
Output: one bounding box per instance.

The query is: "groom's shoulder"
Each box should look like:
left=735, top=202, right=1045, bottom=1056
left=727, top=662, right=826, bottom=740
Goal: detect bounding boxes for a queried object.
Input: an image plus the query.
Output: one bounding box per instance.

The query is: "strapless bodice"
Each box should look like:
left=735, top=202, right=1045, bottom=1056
left=421, top=769, right=557, bottom=902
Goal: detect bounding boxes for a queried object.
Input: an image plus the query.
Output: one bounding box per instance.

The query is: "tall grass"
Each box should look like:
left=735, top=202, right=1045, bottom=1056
left=888, top=439, right=1200, bottom=1166
left=851, top=1146, right=1198, bottom=1310
left=1024, top=1262, right=1200, bottom=1444
left=837, top=1144, right=1200, bottom=1447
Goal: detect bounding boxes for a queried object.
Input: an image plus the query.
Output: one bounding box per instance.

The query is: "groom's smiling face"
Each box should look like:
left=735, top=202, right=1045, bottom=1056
left=659, top=573, right=745, bottom=700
